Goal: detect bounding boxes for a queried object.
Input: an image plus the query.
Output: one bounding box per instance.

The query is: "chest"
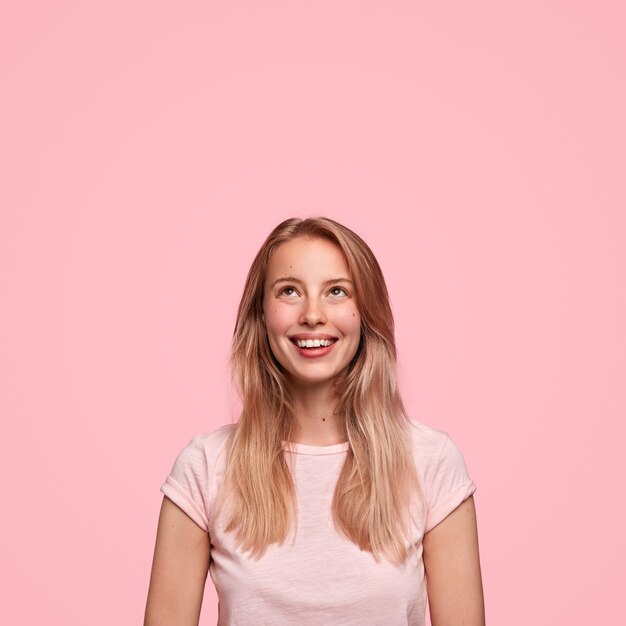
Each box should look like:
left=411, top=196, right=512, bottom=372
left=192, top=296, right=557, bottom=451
left=207, top=453, right=427, bottom=625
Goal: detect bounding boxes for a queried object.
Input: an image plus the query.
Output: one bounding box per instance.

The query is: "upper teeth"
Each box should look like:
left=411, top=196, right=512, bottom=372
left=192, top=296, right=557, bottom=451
left=296, top=338, right=335, bottom=348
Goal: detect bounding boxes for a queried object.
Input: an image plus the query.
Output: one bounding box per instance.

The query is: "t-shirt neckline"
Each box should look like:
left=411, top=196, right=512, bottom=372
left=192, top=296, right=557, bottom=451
left=281, top=440, right=350, bottom=455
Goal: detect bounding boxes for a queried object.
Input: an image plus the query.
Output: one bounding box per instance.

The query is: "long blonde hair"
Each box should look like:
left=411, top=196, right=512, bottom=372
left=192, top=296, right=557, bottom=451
left=222, top=216, right=421, bottom=563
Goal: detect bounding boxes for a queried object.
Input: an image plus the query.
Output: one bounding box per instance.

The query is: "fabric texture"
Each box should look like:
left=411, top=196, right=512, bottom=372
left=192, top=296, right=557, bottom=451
left=160, top=419, right=476, bottom=626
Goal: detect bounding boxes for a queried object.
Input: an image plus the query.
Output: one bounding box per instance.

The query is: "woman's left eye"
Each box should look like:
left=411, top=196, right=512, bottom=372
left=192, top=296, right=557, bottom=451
left=330, top=287, right=348, bottom=297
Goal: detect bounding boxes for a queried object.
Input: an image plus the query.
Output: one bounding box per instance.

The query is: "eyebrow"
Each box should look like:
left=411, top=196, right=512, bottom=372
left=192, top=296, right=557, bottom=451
left=271, top=276, right=353, bottom=289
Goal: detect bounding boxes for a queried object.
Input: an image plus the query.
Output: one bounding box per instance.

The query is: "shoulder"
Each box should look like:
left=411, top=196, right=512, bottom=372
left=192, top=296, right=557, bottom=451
left=405, top=418, right=451, bottom=459
left=404, top=418, right=472, bottom=482
left=405, top=418, right=476, bottom=530
left=188, top=422, right=235, bottom=452
left=168, top=423, right=235, bottom=471
left=161, top=423, right=236, bottom=530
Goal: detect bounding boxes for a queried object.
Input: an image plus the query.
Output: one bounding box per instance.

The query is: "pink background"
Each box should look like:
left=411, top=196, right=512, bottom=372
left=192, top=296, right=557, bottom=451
left=1, top=1, right=624, bottom=624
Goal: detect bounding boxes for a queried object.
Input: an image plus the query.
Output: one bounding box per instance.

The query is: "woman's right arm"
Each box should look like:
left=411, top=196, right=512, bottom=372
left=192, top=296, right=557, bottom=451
left=144, top=496, right=211, bottom=626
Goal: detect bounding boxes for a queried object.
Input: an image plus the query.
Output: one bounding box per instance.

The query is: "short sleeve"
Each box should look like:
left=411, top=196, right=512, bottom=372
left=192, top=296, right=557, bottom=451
left=160, top=435, right=210, bottom=532
left=424, top=435, right=476, bottom=533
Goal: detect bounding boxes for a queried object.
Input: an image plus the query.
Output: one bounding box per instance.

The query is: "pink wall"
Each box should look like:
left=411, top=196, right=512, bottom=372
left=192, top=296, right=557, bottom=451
left=1, top=2, right=624, bottom=624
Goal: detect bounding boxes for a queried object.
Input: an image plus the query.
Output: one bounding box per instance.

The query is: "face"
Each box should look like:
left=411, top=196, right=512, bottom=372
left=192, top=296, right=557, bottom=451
left=262, top=236, right=362, bottom=391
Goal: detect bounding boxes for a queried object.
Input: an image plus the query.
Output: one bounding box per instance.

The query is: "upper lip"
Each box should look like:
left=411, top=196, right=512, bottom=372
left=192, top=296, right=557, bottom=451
left=289, top=333, right=338, bottom=341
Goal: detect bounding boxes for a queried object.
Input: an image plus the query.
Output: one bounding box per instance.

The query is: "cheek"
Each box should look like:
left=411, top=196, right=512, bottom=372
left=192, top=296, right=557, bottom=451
left=337, top=306, right=361, bottom=336
left=264, top=305, right=292, bottom=333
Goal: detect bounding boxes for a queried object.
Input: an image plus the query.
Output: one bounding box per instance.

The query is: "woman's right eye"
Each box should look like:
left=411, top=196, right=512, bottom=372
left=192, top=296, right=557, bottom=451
left=278, top=287, right=297, bottom=296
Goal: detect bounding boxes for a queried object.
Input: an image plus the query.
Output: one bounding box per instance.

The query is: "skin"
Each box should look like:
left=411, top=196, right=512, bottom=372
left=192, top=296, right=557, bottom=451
left=144, top=497, right=210, bottom=626
left=261, top=235, right=362, bottom=445
left=144, top=235, right=485, bottom=625
left=423, top=496, right=485, bottom=625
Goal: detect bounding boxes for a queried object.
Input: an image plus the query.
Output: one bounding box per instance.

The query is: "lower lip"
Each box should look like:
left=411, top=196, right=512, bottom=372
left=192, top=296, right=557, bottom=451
left=291, top=340, right=337, bottom=358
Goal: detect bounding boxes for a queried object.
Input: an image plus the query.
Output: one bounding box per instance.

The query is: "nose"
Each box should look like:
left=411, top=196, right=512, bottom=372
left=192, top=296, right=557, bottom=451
left=298, top=296, right=327, bottom=326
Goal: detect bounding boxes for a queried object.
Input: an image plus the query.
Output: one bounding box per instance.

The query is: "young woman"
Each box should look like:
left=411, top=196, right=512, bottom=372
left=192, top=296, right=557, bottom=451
left=144, top=217, right=485, bottom=626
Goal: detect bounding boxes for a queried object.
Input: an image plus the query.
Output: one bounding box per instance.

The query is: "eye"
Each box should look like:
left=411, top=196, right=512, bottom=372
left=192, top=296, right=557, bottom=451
left=278, top=286, right=298, bottom=297
left=330, top=286, right=348, bottom=297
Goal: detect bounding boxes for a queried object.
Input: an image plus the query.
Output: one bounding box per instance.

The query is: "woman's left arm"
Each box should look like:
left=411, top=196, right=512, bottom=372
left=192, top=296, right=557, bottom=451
left=422, top=495, right=485, bottom=626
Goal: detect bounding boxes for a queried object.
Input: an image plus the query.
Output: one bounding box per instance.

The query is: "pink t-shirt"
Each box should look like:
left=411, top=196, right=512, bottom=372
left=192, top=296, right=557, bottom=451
left=160, top=419, right=476, bottom=625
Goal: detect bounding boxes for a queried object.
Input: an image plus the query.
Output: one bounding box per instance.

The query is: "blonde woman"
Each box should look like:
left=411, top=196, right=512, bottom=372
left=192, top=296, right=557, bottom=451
left=144, top=217, right=485, bottom=626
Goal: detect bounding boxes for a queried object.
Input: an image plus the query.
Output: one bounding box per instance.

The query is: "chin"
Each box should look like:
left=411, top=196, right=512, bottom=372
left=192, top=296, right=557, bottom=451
left=287, top=371, right=341, bottom=387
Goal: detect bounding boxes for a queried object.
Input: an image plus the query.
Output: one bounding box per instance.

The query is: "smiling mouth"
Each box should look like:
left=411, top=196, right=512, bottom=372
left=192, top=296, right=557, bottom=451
left=289, top=338, right=338, bottom=349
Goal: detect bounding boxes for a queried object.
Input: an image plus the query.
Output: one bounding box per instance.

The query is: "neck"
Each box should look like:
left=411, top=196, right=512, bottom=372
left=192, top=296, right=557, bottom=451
left=287, top=379, right=346, bottom=446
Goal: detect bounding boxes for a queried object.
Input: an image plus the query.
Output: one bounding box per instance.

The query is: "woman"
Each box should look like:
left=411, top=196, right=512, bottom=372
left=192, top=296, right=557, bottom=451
left=144, top=216, right=485, bottom=625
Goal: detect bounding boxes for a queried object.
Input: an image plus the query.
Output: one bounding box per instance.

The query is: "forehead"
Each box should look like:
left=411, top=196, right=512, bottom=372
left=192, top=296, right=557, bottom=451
left=265, top=236, right=350, bottom=279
